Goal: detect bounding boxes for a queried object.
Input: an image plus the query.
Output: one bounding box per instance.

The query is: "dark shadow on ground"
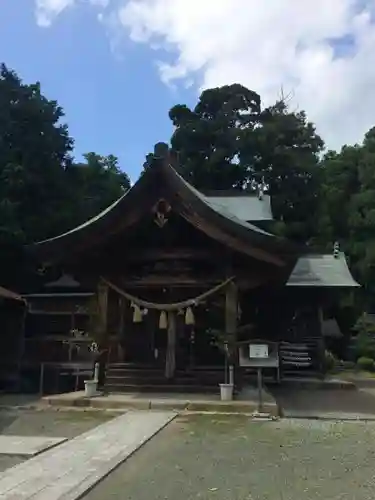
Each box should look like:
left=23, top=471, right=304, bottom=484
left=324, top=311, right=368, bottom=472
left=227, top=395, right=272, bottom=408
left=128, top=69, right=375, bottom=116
left=269, top=386, right=375, bottom=415
left=0, top=394, right=41, bottom=407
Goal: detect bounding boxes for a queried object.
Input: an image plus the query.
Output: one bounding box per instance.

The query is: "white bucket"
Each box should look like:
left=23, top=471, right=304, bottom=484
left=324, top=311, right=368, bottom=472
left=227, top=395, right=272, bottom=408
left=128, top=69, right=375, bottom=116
left=219, top=383, right=234, bottom=401
left=84, top=379, right=98, bottom=397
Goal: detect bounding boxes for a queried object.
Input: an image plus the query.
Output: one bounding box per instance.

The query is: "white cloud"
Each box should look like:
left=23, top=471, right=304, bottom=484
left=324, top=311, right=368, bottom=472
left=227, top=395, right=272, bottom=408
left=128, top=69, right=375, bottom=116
left=35, top=0, right=75, bottom=26
left=117, top=0, right=375, bottom=151
left=35, top=0, right=109, bottom=27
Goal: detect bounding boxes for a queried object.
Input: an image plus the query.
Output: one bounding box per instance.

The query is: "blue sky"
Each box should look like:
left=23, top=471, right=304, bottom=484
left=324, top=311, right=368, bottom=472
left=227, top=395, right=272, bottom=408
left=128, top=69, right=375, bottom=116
left=0, top=1, right=195, bottom=181
left=1, top=0, right=375, bottom=181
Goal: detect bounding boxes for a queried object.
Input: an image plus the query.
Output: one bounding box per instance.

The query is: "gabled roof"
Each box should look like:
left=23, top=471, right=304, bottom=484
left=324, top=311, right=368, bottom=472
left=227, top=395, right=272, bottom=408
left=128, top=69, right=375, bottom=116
left=30, top=154, right=298, bottom=267
left=287, top=253, right=360, bottom=288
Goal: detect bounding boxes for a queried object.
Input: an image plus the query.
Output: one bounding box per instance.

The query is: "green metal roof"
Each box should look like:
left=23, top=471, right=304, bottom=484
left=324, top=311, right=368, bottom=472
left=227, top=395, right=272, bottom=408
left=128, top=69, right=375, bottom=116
left=287, top=253, right=360, bottom=287
left=175, top=171, right=275, bottom=238
left=204, top=194, right=272, bottom=222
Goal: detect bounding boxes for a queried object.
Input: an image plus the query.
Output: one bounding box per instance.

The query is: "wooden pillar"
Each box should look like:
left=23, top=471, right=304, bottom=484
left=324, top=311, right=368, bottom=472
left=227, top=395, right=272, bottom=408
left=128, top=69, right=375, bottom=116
left=317, top=305, right=326, bottom=377
left=118, top=297, right=126, bottom=362
left=165, top=311, right=177, bottom=379
left=97, top=279, right=109, bottom=349
left=96, top=280, right=109, bottom=387
left=225, top=281, right=238, bottom=363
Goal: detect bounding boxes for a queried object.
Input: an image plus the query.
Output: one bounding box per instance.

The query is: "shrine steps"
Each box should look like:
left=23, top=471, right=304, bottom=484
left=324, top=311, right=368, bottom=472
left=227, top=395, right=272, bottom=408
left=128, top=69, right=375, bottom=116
left=104, top=363, right=224, bottom=394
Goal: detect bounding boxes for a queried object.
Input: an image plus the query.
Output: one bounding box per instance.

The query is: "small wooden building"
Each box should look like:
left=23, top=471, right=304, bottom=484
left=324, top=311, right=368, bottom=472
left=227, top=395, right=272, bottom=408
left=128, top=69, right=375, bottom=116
left=0, top=286, right=27, bottom=391
left=25, top=147, right=359, bottom=393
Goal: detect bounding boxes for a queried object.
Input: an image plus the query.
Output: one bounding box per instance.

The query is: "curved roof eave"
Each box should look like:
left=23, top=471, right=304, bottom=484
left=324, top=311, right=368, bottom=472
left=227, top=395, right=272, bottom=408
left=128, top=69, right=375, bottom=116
left=29, top=160, right=301, bottom=265
left=35, top=191, right=129, bottom=246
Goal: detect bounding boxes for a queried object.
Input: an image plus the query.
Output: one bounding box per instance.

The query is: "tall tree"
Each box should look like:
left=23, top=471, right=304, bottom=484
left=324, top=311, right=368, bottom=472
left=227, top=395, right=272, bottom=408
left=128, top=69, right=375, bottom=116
left=0, top=64, right=74, bottom=243
left=64, top=153, right=131, bottom=226
left=169, top=84, right=261, bottom=190
left=318, top=127, right=375, bottom=310
left=152, top=84, right=324, bottom=243
left=0, top=64, right=73, bottom=287
left=0, top=64, right=131, bottom=288
left=245, top=100, right=324, bottom=242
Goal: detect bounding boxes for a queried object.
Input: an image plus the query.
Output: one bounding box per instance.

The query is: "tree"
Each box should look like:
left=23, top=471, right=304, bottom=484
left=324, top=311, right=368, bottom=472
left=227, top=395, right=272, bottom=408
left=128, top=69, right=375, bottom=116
left=0, top=64, right=74, bottom=287
left=169, top=84, right=261, bottom=190
left=0, top=64, right=131, bottom=289
left=64, top=153, right=131, bottom=226
left=0, top=64, right=74, bottom=243
left=152, top=84, right=324, bottom=243
left=317, top=127, right=375, bottom=311
left=246, top=100, right=324, bottom=242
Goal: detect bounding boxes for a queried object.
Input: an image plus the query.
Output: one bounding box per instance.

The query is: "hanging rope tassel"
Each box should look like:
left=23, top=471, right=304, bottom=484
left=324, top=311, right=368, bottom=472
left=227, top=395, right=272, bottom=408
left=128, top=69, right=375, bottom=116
left=132, top=304, right=143, bottom=323
left=185, top=306, right=195, bottom=326
left=159, top=310, right=168, bottom=329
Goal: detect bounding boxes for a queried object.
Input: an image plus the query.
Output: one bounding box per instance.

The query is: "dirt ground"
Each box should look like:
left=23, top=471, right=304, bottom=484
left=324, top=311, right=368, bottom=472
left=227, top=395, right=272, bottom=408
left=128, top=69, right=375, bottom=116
left=84, top=414, right=375, bottom=500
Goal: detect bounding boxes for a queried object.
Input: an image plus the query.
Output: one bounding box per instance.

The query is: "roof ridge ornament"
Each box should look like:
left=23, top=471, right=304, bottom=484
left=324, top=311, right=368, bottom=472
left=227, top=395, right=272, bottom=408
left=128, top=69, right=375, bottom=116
left=153, top=142, right=179, bottom=170
left=152, top=198, right=171, bottom=228
left=153, top=142, right=170, bottom=159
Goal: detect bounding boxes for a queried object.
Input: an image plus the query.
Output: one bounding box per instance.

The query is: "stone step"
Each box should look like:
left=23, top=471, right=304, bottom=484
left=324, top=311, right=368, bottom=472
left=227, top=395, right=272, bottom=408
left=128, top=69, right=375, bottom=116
left=105, top=375, right=222, bottom=385
left=107, top=364, right=223, bottom=373
left=105, top=383, right=220, bottom=394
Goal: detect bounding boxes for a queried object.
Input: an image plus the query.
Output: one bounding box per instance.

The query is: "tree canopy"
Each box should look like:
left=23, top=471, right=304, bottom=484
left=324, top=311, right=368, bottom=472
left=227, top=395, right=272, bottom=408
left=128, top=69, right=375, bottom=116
left=145, top=84, right=324, bottom=243
left=0, top=64, right=130, bottom=288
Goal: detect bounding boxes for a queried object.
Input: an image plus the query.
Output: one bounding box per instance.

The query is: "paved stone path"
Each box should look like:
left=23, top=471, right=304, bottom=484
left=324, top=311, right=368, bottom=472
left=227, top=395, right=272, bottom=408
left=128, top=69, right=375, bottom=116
left=0, top=436, right=67, bottom=457
left=0, top=410, right=176, bottom=500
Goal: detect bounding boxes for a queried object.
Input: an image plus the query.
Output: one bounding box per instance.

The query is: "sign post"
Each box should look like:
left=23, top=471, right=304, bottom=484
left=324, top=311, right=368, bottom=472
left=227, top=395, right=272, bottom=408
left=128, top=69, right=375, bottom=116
left=238, top=341, right=279, bottom=419
left=257, top=367, right=263, bottom=412
left=249, top=344, right=269, bottom=414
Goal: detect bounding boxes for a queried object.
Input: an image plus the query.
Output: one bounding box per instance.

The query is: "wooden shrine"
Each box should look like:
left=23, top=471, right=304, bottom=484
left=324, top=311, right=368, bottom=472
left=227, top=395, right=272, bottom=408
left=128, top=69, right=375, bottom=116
left=24, top=144, right=360, bottom=393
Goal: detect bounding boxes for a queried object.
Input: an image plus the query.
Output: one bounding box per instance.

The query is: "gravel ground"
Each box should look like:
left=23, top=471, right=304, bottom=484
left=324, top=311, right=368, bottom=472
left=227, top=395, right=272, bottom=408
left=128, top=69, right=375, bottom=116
left=84, top=414, right=375, bottom=500
left=0, top=408, right=117, bottom=472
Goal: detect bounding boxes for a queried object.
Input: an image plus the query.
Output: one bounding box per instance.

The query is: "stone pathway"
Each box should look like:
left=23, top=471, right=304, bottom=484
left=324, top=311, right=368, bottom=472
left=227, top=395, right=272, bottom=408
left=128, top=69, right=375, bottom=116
left=0, top=410, right=176, bottom=499
left=0, top=436, right=67, bottom=456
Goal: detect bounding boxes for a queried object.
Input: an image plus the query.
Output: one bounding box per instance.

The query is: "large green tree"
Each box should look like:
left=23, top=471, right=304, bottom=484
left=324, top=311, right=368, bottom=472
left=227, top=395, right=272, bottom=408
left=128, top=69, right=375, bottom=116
left=316, top=127, right=375, bottom=311
left=169, top=84, right=260, bottom=190
left=0, top=63, right=73, bottom=244
left=0, top=64, right=131, bottom=288
left=246, top=100, right=324, bottom=242
left=64, top=153, right=130, bottom=226
left=149, top=84, right=324, bottom=243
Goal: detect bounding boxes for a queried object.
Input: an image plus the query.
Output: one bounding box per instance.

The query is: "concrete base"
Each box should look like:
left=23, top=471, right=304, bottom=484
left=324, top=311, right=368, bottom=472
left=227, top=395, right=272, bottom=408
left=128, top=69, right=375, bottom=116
left=42, top=386, right=280, bottom=416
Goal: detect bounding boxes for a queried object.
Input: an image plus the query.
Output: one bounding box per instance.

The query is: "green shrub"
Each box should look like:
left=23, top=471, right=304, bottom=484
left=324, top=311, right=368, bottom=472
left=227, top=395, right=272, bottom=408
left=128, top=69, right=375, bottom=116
left=352, top=313, right=375, bottom=360
left=357, top=356, right=375, bottom=372
left=353, top=332, right=375, bottom=360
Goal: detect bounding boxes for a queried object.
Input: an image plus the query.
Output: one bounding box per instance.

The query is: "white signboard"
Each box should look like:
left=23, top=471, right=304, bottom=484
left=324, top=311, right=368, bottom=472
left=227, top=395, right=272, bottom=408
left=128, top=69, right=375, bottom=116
left=249, top=344, right=269, bottom=359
